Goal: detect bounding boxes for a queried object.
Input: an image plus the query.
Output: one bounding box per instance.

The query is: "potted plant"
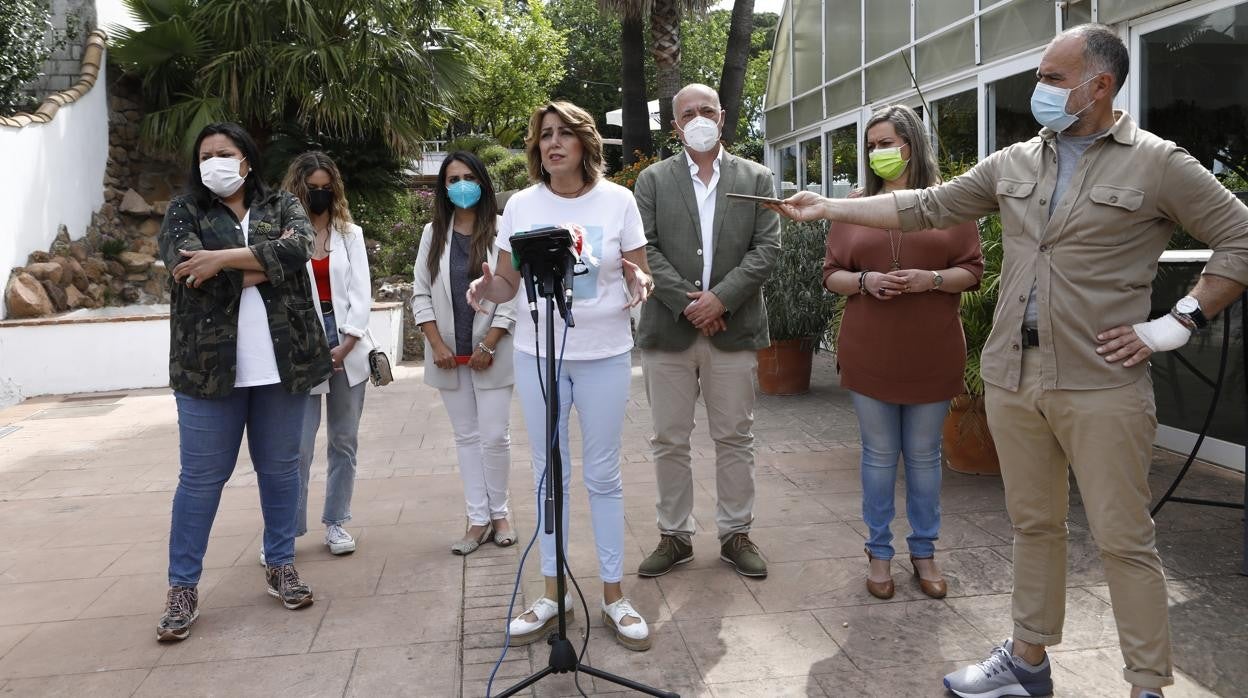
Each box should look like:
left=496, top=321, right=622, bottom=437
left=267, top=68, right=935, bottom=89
left=758, top=219, right=840, bottom=395
left=942, top=214, right=1003, bottom=475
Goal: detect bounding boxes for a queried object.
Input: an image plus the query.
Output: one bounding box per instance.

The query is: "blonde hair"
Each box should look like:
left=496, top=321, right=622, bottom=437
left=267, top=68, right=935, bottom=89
left=280, top=152, right=354, bottom=242
left=524, top=101, right=604, bottom=186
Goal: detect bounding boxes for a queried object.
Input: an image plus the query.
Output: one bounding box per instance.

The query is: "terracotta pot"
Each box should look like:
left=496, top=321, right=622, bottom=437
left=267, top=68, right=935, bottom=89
left=757, top=338, right=816, bottom=395
left=942, top=394, right=1001, bottom=475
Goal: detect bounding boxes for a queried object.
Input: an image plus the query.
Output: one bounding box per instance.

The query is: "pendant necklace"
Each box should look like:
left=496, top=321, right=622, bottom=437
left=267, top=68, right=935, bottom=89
left=886, top=229, right=902, bottom=271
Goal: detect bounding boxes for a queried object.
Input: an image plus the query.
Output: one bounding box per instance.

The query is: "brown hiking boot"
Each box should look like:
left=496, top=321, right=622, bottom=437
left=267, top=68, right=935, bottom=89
left=156, top=585, right=199, bottom=642
left=265, top=563, right=314, bottom=610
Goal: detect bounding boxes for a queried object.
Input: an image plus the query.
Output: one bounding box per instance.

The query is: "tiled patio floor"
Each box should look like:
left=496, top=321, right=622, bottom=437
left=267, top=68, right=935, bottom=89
left=0, top=354, right=1244, bottom=697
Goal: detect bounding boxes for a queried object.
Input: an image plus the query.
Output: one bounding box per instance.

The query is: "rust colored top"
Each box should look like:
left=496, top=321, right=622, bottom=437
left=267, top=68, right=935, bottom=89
left=824, top=196, right=984, bottom=404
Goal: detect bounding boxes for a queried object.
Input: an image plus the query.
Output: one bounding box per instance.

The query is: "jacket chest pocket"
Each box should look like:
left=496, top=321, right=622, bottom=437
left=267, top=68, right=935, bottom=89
left=1076, top=185, right=1145, bottom=246
left=996, top=178, right=1037, bottom=231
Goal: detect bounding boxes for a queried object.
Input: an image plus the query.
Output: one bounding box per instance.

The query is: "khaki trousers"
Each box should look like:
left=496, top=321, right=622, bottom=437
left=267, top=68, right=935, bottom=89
left=643, top=337, right=758, bottom=542
left=985, top=349, right=1172, bottom=689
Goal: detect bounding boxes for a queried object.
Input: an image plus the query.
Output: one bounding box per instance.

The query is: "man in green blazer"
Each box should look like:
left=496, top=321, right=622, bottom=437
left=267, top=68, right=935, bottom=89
left=634, top=83, right=781, bottom=579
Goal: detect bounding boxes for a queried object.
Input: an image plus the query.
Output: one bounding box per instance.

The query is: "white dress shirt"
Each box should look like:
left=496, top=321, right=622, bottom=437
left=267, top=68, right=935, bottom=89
left=685, top=147, right=722, bottom=292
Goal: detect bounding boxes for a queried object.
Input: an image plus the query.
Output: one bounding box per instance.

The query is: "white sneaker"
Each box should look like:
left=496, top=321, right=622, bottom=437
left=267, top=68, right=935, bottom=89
left=601, top=598, right=650, bottom=651
left=258, top=546, right=266, bottom=566
left=508, top=594, right=574, bottom=645
left=325, top=524, right=356, bottom=555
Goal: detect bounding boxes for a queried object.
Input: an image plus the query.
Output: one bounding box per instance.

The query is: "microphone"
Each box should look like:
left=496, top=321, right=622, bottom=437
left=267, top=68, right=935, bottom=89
left=561, top=250, right=576, bottom=327
left=520, top=259, right=538, bottom=324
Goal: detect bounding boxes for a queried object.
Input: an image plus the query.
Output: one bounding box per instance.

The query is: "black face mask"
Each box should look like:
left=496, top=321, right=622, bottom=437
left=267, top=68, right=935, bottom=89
left=307, top=189, right=333, bottom=215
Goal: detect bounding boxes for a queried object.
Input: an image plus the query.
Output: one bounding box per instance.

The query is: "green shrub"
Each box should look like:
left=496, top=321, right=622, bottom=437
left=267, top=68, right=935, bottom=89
left=445, top=133, right=496, bottom=155
left=488, top=154, right=531, bottom=193
left=479, top=144, right=511, bottom=166
left=350, top=188, right=434, bottom=281
left=763, top=219, right=839, bottom=344
left=0, top=0, right=53, bottom=114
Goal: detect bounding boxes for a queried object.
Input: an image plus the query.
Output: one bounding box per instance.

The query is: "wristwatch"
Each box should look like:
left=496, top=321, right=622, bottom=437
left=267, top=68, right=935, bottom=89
left=1170, top=295, right=1208, bottom=330
left=931, top=271, right=943, bottom=289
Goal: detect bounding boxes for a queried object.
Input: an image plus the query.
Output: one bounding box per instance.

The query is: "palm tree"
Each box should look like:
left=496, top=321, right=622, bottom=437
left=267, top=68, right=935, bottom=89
left=717, top=0, right=755, bottom=145
left=110, top=0, right=474, bottom=159
left=602, top=0, right=709, bottom=158
left=619, top=11, right=653, bottom=165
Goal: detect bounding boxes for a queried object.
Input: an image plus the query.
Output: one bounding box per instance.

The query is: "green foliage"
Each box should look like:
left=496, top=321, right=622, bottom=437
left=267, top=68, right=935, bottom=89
left=608, top=151, right=658, bottom=190
left=441, top=0, right=567, bottom=146
left=959, top=214, right=1003, bottom=396
left=0, top=0, right=53, bottom=114
left=545, top=0, right=632, bottom=135
left=478, top=144, right=511, bottom=167
left=350, top=188, right=435, bottom=280
left=110, top=0, right=473, bottom=163
left=727, top=137, right=764, bottom=164
left=489, top=154, right=531, bottom=193
left=764, top=219, right=839, bottom=343
left=100, top=236, right=128, bottom=260
left=445, top=133, right=496, bottom=155
left=679, top=9, right=773, bottom=141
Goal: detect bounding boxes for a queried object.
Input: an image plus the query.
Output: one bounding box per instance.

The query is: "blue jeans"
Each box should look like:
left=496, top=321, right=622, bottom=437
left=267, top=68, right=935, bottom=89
left=169, top=384, right=308, bottom=586
left=296, top=311, right=366, bottom=535
left=850, top=391, right=949, bottom=560
left=514, top=350, right=630, bottom=583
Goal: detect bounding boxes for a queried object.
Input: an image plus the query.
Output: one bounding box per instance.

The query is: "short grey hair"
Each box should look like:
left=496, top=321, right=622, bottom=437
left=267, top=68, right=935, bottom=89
left=671, top=83, right=721, bottom=116
left=1061, top=23, right=1129, bottom=95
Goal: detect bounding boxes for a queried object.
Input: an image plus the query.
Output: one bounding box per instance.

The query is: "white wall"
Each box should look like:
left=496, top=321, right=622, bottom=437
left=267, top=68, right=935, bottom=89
left=0, top=303, right=405, bottom=406
left=0, top=61, right=110, bottom=320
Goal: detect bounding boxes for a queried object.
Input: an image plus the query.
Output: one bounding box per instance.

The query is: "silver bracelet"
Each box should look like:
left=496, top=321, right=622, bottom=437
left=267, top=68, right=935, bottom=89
left=477, top=342, right=496, bottom=356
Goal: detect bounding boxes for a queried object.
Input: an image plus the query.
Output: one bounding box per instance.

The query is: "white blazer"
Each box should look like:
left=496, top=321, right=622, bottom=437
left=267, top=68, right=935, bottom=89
left=411, top=220, right=516, bottom=390
left=306, top=222, right=373, bottom=389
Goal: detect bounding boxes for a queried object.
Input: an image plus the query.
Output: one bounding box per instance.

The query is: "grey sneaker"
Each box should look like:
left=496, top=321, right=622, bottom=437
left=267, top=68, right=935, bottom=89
left=265, top=563, right=314, bottom=610
left=325, top=524, right=356, bottom=555
left=943, top=639, right=1053, bottom=698
left=637, top=535, right=694, bottom=577
left=720, top=533, right=767, bottom=578
left=156, top=585, right=199, bottom=642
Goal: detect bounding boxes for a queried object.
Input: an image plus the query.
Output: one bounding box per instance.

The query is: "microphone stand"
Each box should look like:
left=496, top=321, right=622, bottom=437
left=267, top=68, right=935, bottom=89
left=496, top=258, right=676, bottom=698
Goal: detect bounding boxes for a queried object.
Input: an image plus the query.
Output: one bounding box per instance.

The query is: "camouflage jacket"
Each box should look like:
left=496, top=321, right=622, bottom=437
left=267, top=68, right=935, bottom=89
left=157, top=191, right=333, bottom=399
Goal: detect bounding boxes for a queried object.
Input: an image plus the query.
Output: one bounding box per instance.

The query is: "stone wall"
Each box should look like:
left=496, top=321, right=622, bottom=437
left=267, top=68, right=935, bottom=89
left=4, top=76, right=182, bottom=319
left=28, top=0, right=97, bottom=97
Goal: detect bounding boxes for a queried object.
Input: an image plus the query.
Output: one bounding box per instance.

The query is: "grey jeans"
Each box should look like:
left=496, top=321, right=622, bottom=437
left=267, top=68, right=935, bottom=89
left=296, top=311, right=367, bottom=535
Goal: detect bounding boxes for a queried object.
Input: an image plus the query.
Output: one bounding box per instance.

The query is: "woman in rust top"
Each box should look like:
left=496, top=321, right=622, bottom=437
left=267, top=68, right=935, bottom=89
left=823, top=105, right=983, bottom=600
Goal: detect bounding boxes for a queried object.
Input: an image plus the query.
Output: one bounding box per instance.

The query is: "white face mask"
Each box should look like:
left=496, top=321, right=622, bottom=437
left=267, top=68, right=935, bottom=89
left=681, top=115, right=721, bottom=153
left=199, top=156, right=247, bottom=198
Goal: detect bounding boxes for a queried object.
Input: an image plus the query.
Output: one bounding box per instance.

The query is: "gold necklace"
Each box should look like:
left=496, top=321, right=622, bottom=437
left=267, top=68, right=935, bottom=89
left=886, top=229, right=902, bottom=271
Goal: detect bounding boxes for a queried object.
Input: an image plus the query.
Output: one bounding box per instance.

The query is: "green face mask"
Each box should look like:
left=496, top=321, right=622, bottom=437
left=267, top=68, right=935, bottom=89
left=869, top=146, right=909, bottom=182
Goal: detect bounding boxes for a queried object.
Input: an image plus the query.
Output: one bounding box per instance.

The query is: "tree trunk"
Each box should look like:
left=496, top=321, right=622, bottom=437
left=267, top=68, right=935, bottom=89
left=650, top=0, right=682, bottom=156
left=718, top=0, right=755, bottom=145
left=620, top=12, right=652, bottom=165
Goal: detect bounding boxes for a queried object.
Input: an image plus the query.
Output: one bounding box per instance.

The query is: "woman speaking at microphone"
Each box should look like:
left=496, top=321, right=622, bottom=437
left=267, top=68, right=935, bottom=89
left=467, top=101, right=655, bottom=651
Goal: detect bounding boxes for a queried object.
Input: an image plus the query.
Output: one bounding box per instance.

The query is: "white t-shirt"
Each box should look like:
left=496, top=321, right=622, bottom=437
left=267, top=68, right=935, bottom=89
left=497, top=181, right=647, bottom=360
left=234, top=210, right=281, bottom=387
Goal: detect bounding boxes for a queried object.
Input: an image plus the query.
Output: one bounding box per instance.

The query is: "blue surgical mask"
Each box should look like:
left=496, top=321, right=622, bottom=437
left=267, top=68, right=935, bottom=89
left=447, top=180, right=482, bottom=209
left=1030, top=74, right=1098, bottom=133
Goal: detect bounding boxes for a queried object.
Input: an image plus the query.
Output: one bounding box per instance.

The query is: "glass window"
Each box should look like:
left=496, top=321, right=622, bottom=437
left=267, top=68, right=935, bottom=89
left=765, top=9, right=793, bottom=108
left=866, top=0, right=911, bottom=61
left=916, top=0, right=973, bottom=38
left=1140, top=4, right=1248, bottom=193
left=916, top=22, right=974, bottom=82
left=931, top=89, right=977, bottom=168
left=779, top=144, right=799, bottom=197
left=826, top=124, right=859, bottom=198
left=801, top=136, right=822, bottom=193
left=825, top=73, right=861, bottom=116
left=866, top=53, right=913, bottom=102
left=765, top=105, right=791, bottom=140
left=1100, top=0, right=1186, bottom=25
left=793, top=91, right=824, bottom=130
left=988, top=69, right=1038, bottom=152
left=825, top=0, right=862, bottom=80
left=793, top=0, right=823, bottom=93
left=1062, top=0, right=1091, bottom=29
left=980, top=0, right=1056, bottom=64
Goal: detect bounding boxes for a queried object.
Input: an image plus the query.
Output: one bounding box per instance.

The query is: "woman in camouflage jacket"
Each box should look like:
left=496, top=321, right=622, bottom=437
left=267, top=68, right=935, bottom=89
left=155, top=123, right=332, bottom=643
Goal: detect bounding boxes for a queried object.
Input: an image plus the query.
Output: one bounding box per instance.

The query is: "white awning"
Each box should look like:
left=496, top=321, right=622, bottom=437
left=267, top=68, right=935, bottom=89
left=605, top=99, right=662, bottom=130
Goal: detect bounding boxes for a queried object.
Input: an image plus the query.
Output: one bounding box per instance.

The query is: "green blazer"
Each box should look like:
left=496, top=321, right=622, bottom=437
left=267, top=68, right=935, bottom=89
left=635, top=150, right=781, bottom=352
